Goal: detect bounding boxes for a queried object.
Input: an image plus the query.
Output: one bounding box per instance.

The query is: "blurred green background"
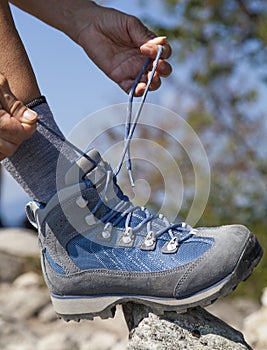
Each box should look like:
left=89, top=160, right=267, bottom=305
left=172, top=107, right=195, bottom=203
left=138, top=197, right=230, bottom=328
left=138, top=0, right=267, bottom=299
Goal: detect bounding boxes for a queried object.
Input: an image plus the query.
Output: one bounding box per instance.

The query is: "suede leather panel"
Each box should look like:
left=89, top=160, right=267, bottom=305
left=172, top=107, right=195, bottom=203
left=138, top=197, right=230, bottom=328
left=41, top=225, right=251, bottom=299
left=42, top=249, right=189, bottom=298
left=174, top=225, right=251, bottom=297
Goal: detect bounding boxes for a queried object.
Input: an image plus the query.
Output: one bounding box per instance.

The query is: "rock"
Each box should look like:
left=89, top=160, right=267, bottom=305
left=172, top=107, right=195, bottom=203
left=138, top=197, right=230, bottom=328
left=123, top=303, right=252, bottom=350
left=37, top=333, right=79, bottom=350
left=0, top=314, right=37, bottom=350
left=0, top=228, right=38, bottom=256
left=4, top=288, right=49, bottom=319
left=13, top=271, right=43, bottom=288
left=0, top=276, right=50, bottom=319
left=92, top=305, right=129, bottom=338
left=0, top=228, right=39, bottom=282
left=207, top=297, right=260, bottom=330
left=1, top=344, right=35, bottom=350
left=86, top=331, right=118, bottom=350
left=0, top=250, right=25, bottom=282
left=111, top=343, right=129, bottom=350
left=261, top=287, right=267, bottom=307
left=38, top=303, right=58, bottom=323
left=243, top=306, right=267, bottom=350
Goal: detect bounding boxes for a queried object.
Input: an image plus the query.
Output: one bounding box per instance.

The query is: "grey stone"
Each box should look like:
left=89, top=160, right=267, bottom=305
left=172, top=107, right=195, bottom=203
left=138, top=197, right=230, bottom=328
left=0, top=314, right=37, bottom=350
left=123, top=303, right=252, bottom=350
left=37, top=333, right=79, bottom=350
left=243, top=305, right=267, bottom=350
left=0, top=250, right=25, bottom=282
left=0, top=228, right=39, bottom=282
left=0, top=229, right=38, bottom=257
left=3, top=345, right=35, bottom=350
left=38, top=303, right=58, bottom=323
left=261, top=287, right=267, bottom=307
left=1, top=283, right=50, bottom=319
left=207, top=297, right=260, bottom=330
left=13, top=271, right=43, bottom=288
left=84, top=331, right=118, bottom=350
left=111, top=343, right=129, bottom=350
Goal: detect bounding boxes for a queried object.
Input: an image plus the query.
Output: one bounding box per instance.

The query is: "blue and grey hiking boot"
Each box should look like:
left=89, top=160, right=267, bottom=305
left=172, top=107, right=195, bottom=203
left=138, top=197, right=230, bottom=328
left=26, top=148, right=263, bottom=321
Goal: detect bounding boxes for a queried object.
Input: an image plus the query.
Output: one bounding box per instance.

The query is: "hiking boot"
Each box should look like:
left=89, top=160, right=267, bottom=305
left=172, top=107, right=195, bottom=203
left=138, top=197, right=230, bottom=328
left=26, top=148, right=263, bottom=321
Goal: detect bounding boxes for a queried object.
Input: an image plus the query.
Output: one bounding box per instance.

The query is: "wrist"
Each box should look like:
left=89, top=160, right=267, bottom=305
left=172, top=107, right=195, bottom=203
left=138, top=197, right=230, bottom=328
left=10, top=0, right=99, bottom=44
left=62, top=0, right=99, bottom=43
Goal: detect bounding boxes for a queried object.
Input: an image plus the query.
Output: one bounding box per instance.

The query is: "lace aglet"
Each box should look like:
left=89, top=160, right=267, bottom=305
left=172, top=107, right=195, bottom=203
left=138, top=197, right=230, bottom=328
left=126, top=159, right=135, bottom=187
left=128, top=169, right=135, bottom=187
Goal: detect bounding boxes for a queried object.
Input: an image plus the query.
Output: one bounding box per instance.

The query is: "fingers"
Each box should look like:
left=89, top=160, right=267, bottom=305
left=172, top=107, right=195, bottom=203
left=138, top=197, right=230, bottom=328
left=147, top=71, right=161, bottom=91
left=140, top=38, right=172, bottom=80
left=136, top=81, right=161, bottom=96
left=0, top=73, right=38, bottom=160
left=0, top=75, right=37, bottom=125
left=136, top=36, right=172, bottom=96
left=133, top=59, right=170, bottom=96
left=0, top=109, right=37, bottom=143
left=122, top=68, right=164, bottom=97
left=0, top=136, right=19, bottom=160
left=140, top=37, right=172, bottom=78
left=11, top=101, right=38, bottom=125
left=156, top=59, right=172, bottom=78
left=134, top=71, right=161, bottom=97
left=120, top=69, right=161, bottom=97
left=140, top=36, right=172, bottom=61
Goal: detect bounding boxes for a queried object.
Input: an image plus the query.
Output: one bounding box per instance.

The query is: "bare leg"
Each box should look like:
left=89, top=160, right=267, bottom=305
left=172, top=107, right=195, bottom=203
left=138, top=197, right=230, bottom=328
left=0, top=0, right=40, bottom=103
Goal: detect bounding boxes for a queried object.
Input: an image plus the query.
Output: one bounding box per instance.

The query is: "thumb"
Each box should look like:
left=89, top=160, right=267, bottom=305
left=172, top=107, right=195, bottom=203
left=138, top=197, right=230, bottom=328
left=126, top=18, right=171, bottom=59
left=0, top=75, right=37, bottom=124
left=140, top=37, right=172, bottom=60
left=127, top=16, right=156, bottom=47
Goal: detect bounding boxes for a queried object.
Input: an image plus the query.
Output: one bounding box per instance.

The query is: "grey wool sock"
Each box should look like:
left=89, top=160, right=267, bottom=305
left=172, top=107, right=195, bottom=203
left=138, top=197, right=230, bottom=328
left=2, top=96, right=77, bottom=203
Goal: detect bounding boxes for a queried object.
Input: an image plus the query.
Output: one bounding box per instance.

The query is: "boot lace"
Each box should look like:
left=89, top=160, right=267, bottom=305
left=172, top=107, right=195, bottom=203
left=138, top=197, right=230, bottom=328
left=36, top=45, right=196, bottom=252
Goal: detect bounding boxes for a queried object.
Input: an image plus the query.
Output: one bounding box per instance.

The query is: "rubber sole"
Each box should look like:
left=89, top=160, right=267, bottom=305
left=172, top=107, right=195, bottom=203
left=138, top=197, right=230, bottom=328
left=51, top=233, right=263, bottom=322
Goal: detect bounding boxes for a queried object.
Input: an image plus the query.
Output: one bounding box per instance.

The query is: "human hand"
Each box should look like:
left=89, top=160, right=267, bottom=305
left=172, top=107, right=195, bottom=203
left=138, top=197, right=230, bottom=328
left=10, top=1, right=171, bottom=95
left=0, top=74, right=37, bottom=160
left=75, top=4, right=172, bottom=96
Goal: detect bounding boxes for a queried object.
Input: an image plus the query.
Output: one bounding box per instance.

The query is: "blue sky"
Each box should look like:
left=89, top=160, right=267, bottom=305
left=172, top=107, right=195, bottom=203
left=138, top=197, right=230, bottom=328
left=3, top=1, right=266, bottom=226
left=1, top=1, right=174, bottom=225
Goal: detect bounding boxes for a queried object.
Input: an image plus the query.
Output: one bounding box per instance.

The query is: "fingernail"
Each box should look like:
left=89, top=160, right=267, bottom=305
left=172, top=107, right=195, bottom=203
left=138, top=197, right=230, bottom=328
left=150, top=36, right=167, bottom=44
left=21, top=109, right=37, bottom=122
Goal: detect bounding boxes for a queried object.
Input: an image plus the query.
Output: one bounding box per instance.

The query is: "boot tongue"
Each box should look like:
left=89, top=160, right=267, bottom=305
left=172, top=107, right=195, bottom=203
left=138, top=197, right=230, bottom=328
left=64, top=148, right=151, bottom=230
left=65, top=148, right=104, bottom=186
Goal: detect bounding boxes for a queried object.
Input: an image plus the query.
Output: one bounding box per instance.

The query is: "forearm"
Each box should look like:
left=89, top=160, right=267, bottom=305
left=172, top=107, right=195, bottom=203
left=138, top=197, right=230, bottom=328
left=10, top=0, right=98, bottom=42
left=10, top=0, right=172, bottom=95
left=0, top=0, right=40, bottom=102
